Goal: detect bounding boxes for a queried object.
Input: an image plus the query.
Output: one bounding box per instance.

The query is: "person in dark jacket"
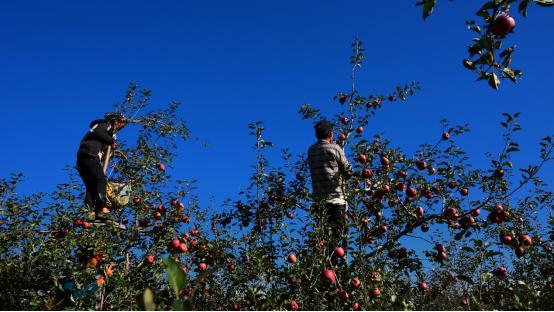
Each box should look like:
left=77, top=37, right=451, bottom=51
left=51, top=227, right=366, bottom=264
left=76, top=112, right=126, bottom=222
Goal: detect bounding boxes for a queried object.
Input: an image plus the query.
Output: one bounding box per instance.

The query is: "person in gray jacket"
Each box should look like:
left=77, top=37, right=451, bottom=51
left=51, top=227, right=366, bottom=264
left=307, top=120, right=353, bottom=241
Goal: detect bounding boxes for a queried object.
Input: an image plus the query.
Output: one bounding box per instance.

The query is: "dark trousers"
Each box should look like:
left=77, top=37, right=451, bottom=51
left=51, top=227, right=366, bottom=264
left=76, top=156, right=107, bottom=214
left=324, top=203, right=347, bottom=246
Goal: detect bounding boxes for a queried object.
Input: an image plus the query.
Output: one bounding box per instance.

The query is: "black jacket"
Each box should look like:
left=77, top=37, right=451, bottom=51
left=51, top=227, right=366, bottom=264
left=77, top=120, right=115, bottom=159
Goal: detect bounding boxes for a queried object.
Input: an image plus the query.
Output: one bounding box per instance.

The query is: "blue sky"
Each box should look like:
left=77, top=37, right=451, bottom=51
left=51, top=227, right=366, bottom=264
left=1, top=0, right=553, bottom=208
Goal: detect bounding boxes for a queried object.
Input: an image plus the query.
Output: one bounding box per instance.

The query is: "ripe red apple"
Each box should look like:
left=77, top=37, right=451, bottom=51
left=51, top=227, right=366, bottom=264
left=145, top=255, right=155, bottom=265
left=428, top=166, right=436, bottom=175
left=372, top=287, right=382, bottom=296
left=153, top=211, right=162, bottom=219
left=286, top=211, right=294, bottom=218
left=350, top=277, right=361, bottom=289
left=191, top=229, right=200, bottom=236
left=501, top=235, right=513, bottom=245
left=461, top=299, right=469, bottom=306
left=494, top=168, right=505, bottom=178
left=171, top=198, right=179, bottom=207
left=358, top=154, right=367, bottom=163
left=491, top=14, right=516, bottom=37
left=395, top=182, right=406, bottom=192
left=378, top=224, right=388, bottom=234
left=460, top=188, right=469, bottom=196
left=416, top=160, right=427, bottom=170
left=493, top=266, right=508, bottom=278
left=356, top=126, right=363, bottom=134
left=442, top=132, right=450, bottom=140
left=418, top=282, right=429, bottom=292
left=352, top=303, right=360, bottom=310
left=74, top=218, right=84, bottom=227
left=287, top=253, right=297, bottom=264
left=435, top=244, right=446, bottom=253
left=380, top=156, right=390, bottom=166
left=133, top=196, right=141, bottom=205
left=436, top=252, right=448, bottom=261
left=178, top=242, right=188, bottom=253
left=472, top=209, right=480, bottom=216
left=339, top=133, right=347, bottom=141
left=383, top=185, right=391, bottom=193
left=444, top=207, right=459, bottom=220
left=421, top=224, right=430, bottom=232
left=82, top=222, right=92, bottom=229
left=290, top=300, right=299, bottom=311
left=422, top=190, right=433, bottom=199
left=171, top=238, right=181, bottom=249
left=341, top=117, right=349, bottom=125
left=520, top=234, right=532, bottom=246
left=362, top=168, right=373, bottom=178
left=334, top=247, right=346, bottom=258
left=397, top=170, right=407, bottom=178
left=415, top=206, right=425, bottom=218
left=157, top=163, right=166, bottom=171
left=323, top=269, right=336, bottom=283
left=388, top=95, right=396, bottom=101
left=198, top=262, right=207, bottom=271
left=406, top=187, right=418, bottom=198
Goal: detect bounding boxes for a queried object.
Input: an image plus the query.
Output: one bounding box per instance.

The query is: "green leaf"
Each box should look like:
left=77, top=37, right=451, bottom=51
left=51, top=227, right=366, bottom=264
left=534, top=0, right=554, bottom=7
left=416, top=0, right=437, bottom=19
left=488, top=73, right=500, bottom=89
left=165, top=258, right=186, bottom=297
left=458, top=274, right=475, bottom=285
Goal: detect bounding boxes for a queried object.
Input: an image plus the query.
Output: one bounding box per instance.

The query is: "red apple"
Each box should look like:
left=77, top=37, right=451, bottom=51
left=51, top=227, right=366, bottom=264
left=339, top=133, right=347, bottom=141
left=290, top=300, right=299, bottom=311
left=494, top=168, right=505, bottom=178
left=383, top=185, right=391, bottom=193
left=415, top=206, right=425, bottom=218
left=157, top=163, right=166, bottom=171
left=362, top=168, right=373, bottom=178
left=520, top=234, right=532, bottom=246
left=442, top=132, right=450, bottom=140
left=493, top=266, right=508, bottom=278
left=437, top=251, right=448, bottom=261
left=171, top=238, right=181, bottom=249
left=191, top=229, right=200, bottom=236
left=422, top=190, right=433, bottom=199
left=74, top=218, right=83, bottom=227
left=406, top=187, right=418, bottom=198
left=421, top=224, right=430, bottom=232
left=378, top=224, right=388, bottom=234
left=444, top=207, right=459, bottom=220
left=372, top=287, right=382, bottom=296
left=435, top=244, right=446, bottom=253
left=358, top=154, right=367, bottom=163
left=350, top=277, right=361, bottom=289
left=82, top=222, right=92, bottom=229
left=341, top=117, right=349, bottom=125
left=178, top=242, right=188, bottom=253
left=323, top=269, right=336, bottom=283
left=460, top=188, right=469, bottom=196
left=416, top=160, right=427, bottom=170
left=380, top=156, right=390, bottom=166
left=501, top=235, right=513, bottom=245
left=352, top=303, right=360, bottom=310
left=334, top=246, right=346, bottom=258
left=428, top=167, right=436, bottom=175
left=133, top=196, right=141, bottom=205
left=397, top=170, right=408, bottom=178
left=395, top=182, right=406, bottom=192
left=287, top=253, right=297, bottom=264
left=171, top=198, right=179, bottom=207
left=418, top=282, right=429, bottom=292
left=339, top=290, right=349, bottom=301
left=388, top=95, right=396, bottom=101
left=145, top=255, right=155, bottom=265
left=286, top=211, right=294, bottom=218
left=356, top=126, right=363, bottom=134
left=491, top=14, right=516, bottom=37
left=198, top=262, right=207, bottom=271
left=153, top=211, right=162, bottom=219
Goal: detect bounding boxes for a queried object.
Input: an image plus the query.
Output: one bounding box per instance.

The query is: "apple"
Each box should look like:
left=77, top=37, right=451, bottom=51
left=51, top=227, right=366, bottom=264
left=145, top=255, right=155, bottom=265
left=416, top=160, right=427, bottom=170
left=171, top=198, right=179, bottom=207
left=371, top=287, right=381, bottom=296
left=501, top=235, right=513, bottom=245
left=356, top=126, right=363, bottom=134
left=362, top=168, right=373, bottom=178
left=395, top=182, right=406, bottom=192
left=472, top=209, right=480, bottom=216
left=287, top=253, right=297, bottom=264
left=520, top=234, right=532, bottom=246
left=323, top=269, right=336, bottom=283
left=437, top=252, right=448, bottom=261
left=397, top=170, right=407, bottom=178
left=334, top=247, right=346, bottom=258
left=358, top=154, right=367, bottom=163
left=181, top=215, right=190, bottom=223
left=415, top=206, right=425, bottom=218
left=442, top=132, right=450, bottom=140
left=350, top=277, right=361, bottom=289
left=435, top=244, right=446, bottom=253
left=383, top=185, right=391, bottom=193
left=341, top=117, right=349, bottom=125
left=198, top=262, right=207, bottom=271
left=444, top=207, right=458, bottom=220
left=286, top=211, right=294, bottom=218
left=339, top=133, right=347, bottom=141
left=352, top=303, right=360, bottom=310
left=461, top=299, right=469, bottom=307
left=74, top=218, right=83, bottom=227
left=418, top=282, right=429, bottom=292
left=157, top=163, right=166, bottom=171
left=494, top=168, right=505, bottom=178
left=493, top=266, right=508, bottom=278
left=460, top=188, right=469, bottom=196
left=133, top=196, right=141, bottom=205
left=406, top=187, right=418, bottom=198
left=157, top=204, right=165, bottom=213
left=428, top=167, right=436, bottom=175
left=491, top=14, right=516, bottom=37
left=422, top=190, right=433, bottom=199
left=231, top=303, right=240, bottom=311
left=388, top=95, right=396, bottom=101
left=153, top=211, right=162, bottom=219
left=378, top=224, right=388, bottom=234
left=421, top=224, right=430, bottom=232
left=290, top=300, right=299, bottom=311
left=380, top=156, right=390, bottom=166
left=171, top=238, right=181, bottom=249
left=179, top=242, right=188, bottom=253
left=82, top=222, right=92, bottom=229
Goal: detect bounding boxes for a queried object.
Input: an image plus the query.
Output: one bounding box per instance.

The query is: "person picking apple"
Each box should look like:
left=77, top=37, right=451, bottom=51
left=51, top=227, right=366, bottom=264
left=307, top=120, right=353, bottom=248
left=76, top=112, right=127, bottom=223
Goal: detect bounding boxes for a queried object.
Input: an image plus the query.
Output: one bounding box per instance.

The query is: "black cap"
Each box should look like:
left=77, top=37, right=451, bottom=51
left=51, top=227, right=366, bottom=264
left=104, top=112, right=125, bottom=122
left=314, top=120, right=334, bottom=139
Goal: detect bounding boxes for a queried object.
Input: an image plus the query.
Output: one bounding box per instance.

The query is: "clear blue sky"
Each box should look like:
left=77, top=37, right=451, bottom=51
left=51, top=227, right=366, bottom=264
left=1, top=1, right=553, bottom=206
